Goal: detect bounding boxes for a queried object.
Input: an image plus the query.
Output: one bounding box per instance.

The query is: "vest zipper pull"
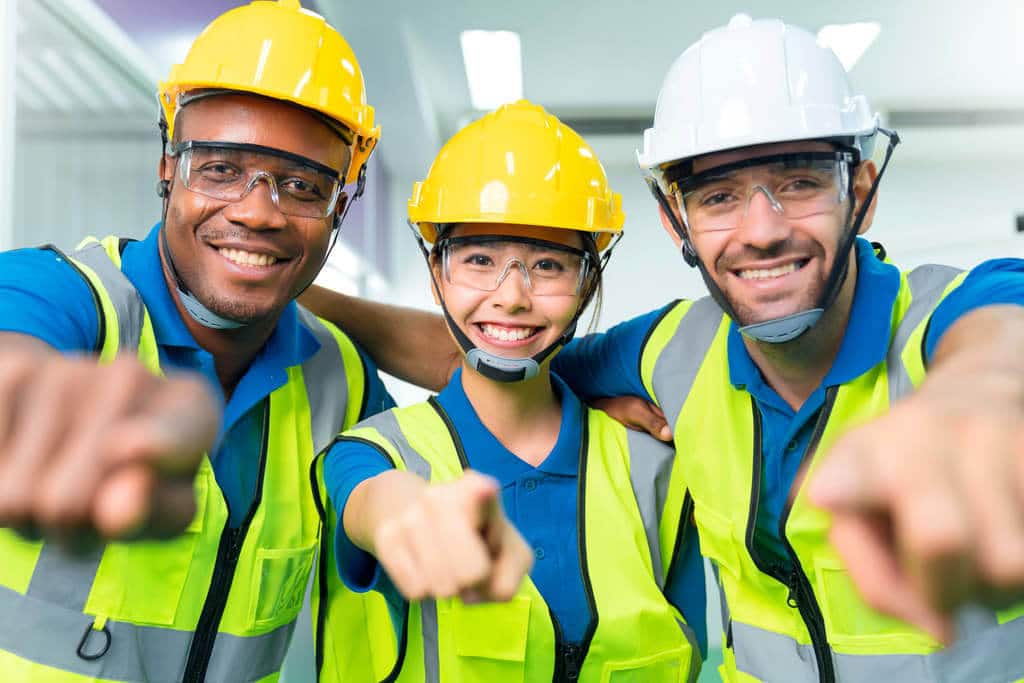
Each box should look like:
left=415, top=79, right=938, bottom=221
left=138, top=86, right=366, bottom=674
left=561, top=643, right=582, bottom=680
left=785, top=569, right=801, bottom=608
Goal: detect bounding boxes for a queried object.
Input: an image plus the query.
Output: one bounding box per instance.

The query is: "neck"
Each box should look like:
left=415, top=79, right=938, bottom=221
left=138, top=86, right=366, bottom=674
left=743, top=257, right=858, bottom=411
left=161, top=257, right=276, bottom=399
left=460, top=360, right=562, bottom=467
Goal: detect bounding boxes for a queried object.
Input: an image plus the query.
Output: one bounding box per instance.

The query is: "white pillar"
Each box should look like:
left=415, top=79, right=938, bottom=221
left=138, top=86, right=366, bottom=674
left=0, top=0, right=16, bottom=250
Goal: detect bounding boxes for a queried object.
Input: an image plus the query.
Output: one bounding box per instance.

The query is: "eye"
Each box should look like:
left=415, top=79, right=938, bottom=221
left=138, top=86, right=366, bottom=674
left=699, top=190, right=736, bottom=207
left=463, top=253, right=494, bottom=267
left=533, top=258, right=566, bottom=273
left=778, top=177, right=826, bottom=195
left=197, top=162, right=240, bottom=181
left=281, top=177, right=327, bottom=200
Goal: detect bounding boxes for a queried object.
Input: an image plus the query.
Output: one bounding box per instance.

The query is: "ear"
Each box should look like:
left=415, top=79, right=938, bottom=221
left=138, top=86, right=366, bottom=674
left=851, top=160, right=879, bottom=235
left=333, top=191, right=350, bottom=230
left=429, top=255, right=443, bottom=306
left=658, top=204, right=686, bottom=251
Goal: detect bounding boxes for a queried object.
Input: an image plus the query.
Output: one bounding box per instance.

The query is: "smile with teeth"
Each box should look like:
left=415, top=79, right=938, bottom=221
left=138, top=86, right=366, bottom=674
left=218, top=247, right=280, bottom=267
left=737, top=260, right=805, bottom=281
left=479, top=323, right=540, bottom=342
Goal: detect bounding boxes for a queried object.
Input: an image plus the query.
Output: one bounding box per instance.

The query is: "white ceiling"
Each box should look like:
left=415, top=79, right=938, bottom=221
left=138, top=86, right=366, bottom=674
left=319, top=0, right=1024, bottom=176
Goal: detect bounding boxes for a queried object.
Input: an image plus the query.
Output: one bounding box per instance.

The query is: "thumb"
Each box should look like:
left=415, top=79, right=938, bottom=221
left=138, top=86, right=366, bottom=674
left=458, top=471, right=502, bottom=532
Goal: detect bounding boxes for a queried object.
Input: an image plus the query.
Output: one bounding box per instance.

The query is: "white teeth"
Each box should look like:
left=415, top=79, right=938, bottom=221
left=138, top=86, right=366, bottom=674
left=738, top=262, right=799, bottom=280
left=481, top=324, right=536, bottom=341
left=219, top=248, right=278, bottom=267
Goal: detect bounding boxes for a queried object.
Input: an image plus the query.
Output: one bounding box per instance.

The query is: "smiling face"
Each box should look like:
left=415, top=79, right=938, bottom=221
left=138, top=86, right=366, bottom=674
left=160, top=93, right=351, bottom=325
left=678, top=140, right=877, bottom=327
left=432, top=223, right=587, bottom=365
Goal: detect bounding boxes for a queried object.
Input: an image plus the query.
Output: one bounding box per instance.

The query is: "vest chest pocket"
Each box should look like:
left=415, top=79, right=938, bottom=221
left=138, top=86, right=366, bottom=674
left=248, top=542, right=318, bottom=630
left=812, top=555, right=939, bottom=653
left=600, top=647, right=689, bottom=682
left=447, top=596, right=531, bottom=683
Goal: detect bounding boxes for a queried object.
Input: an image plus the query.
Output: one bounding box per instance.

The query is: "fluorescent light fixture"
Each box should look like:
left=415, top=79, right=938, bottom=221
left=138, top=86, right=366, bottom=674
left=817, top=22, right=881, bottom=71
left=460, top=30, right=522, bottom=110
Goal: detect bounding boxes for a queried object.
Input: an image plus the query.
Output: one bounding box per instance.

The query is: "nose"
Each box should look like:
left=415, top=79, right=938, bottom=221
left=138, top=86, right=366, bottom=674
left=221, top=174, right=288, bottom=230
left=734, top=186, right=789, bottom=249
left=491, top=260, right=532, bottom=310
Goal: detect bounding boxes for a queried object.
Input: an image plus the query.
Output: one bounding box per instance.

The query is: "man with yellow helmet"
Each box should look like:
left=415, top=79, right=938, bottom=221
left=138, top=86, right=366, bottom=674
left=0, top=1, right=394, bottom=680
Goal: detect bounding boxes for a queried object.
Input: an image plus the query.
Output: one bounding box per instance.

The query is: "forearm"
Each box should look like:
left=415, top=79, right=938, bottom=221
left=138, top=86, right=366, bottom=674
left=930, top=304, right=1024, bottom=377
left=343, top=469, right=429, bottom=555
left=300, top=285, right=459, bottom=391
left=0, top=331, right=60, bottom=356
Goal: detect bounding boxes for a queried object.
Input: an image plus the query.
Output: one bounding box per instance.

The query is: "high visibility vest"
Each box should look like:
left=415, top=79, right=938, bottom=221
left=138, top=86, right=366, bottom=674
left=639, top=260, right=1024, bottom=683
left=334, top=398, right=701, bottom=683
left=0, top=237, right=395, bottom=683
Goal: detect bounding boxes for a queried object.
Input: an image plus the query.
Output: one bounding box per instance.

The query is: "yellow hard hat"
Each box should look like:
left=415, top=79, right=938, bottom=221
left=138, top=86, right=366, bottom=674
left=158, top=0, right=379, bottom=185
left=408, top=100, right=624, bottom=251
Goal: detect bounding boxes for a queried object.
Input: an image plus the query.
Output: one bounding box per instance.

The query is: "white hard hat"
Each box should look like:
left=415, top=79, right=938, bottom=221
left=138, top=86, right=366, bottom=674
left=638, top=14, right=880, bottom=171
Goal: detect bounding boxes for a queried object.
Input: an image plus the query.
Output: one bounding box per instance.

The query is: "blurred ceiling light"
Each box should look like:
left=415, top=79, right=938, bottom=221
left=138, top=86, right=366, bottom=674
left=817, top=22, right=881, bottom=71
left=460, top=30, right=522, bottom=111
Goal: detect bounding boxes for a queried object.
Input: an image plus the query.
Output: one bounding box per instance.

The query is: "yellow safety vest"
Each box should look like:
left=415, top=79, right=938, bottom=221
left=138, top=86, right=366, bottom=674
left=0, top=237, right=395, bottom=683
left=334, top=397, right=701, bottom=683
left=640, top=261, right=1024, bottom=683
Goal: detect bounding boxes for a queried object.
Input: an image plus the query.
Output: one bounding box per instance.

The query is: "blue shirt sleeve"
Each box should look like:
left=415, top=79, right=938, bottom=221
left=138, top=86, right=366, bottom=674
left=553, top=304, right=676, bottom=403
left=354, top=344, right=397, bottom=420
left=925, top=258, right=1024, bottom=360
left=323, top=436, right=395, bottom=592
left=664, top=525, right=708, bottom=658
left=0, top=247, right=99, bottom=351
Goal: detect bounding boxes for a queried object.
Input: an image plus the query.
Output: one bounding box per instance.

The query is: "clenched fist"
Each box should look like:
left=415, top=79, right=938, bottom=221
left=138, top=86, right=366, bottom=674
left=0, top=337, right=220, bottom=547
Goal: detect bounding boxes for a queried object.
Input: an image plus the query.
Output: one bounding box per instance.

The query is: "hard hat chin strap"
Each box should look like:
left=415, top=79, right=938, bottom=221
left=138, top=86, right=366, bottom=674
left=646, top=128, right=900, bottom=344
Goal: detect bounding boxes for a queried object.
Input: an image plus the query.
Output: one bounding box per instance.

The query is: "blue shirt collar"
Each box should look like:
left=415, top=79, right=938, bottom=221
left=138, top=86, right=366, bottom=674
left=121, top=224, right=319, bottom=369
left=728, top=237, right=902, bottom=394
left=436, top=368, right=583, bottom=480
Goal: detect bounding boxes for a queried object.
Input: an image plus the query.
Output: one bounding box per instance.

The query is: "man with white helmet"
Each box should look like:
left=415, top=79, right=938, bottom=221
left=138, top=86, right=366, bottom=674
left=304, top=14, right=1024, bottom=683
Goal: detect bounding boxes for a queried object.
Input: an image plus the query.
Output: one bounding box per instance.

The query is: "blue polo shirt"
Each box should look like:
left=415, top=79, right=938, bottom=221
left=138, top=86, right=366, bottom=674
left=554, top=238, right=1024, bottom=561
left=0, top=224, right=394, bottom=527
left=325, top=368, right=708, bottom=653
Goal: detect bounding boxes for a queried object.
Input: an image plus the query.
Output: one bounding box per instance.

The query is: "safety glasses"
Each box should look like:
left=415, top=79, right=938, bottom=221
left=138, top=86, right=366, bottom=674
left=672, top=151, right=854, bottom=233
left=170, top=140, right=344, bottom=218
left=438, top=235, right=591, bottom=296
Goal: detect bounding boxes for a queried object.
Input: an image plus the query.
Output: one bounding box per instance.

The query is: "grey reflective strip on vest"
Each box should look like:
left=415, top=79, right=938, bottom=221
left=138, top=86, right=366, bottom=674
left=297, top=307, right=351, bottom=455
left=624, top=427, right=703, bottom=669
left=356, top=410, right=434, bottom=480
left=26, top=544, right=104, bottom=611
left=0, top=583, right=293, bottom=682
left=72, top=241, right=145, bottom=352
left=886, top=264, right=963, bottom=403
left=421, top=599, right=441, bottom=683
left=730, top=614, right=1024, bottom=682
left=650, top=297, right=724, bottom=428
left=624, top=428, right=675, bottom=589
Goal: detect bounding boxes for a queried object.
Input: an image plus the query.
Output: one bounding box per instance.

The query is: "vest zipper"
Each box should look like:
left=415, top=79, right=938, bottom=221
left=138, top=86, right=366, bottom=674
left=551, top=410, right=596, bottom=683
left=745, top=388, right=838, bottom=683
left=183, top=402, right=271, bottom=683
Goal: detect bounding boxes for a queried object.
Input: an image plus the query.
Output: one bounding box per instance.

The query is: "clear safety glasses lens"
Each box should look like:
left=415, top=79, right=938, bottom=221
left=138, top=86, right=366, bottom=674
left=172, top=141, right=343, bottom=218
left=440, top=236, right=590, bottom=296
left=674, top=152, right=853, bottom=233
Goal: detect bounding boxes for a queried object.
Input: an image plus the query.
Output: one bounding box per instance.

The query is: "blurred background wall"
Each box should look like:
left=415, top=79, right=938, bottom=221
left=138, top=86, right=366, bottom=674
left=4, top=1, right=1022, bottom=680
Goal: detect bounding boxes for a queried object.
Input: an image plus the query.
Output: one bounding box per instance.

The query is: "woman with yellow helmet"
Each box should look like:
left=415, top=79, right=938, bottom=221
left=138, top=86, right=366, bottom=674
left=319, top=100, right=704, bottom=682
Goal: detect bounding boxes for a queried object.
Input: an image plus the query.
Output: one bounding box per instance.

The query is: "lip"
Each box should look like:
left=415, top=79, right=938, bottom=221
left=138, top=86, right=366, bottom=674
left=470, top=321, right=546, bottom=349
left=207, top=243, right=293, bottom=280
left=206, top=240, right=292, bottom=261
left=728, top=257, right=810, bottom=288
